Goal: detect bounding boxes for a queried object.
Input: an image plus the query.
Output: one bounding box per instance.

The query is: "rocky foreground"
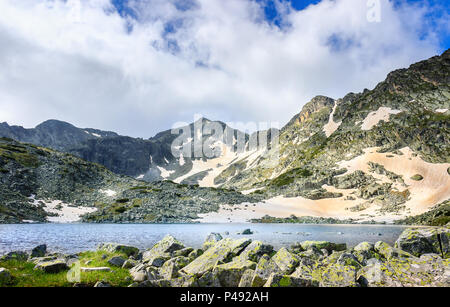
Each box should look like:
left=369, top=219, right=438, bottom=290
left=0, top=226, right=449, bottom=287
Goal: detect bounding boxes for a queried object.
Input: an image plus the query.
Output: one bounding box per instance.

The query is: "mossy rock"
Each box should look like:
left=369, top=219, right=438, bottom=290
left=213, top=259, right=256, bottom=287
left=410, top=174, right=424, bottom=181
left=299, top=241, right=347, bottom=253
left=358, top=256, right=450, bottom=287
left=181, top=238, right=251, bottom=276
left=271, top=247, right=300, bottom=274
left=395, top=227, right=450, bottom=258
left=97, top=243, right=139, bottom=257
left=374, top=241, right=415, bottom=260
left=34, top=260, right=69, bottom=274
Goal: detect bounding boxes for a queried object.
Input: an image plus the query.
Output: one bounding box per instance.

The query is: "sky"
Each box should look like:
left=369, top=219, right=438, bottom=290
left=0, top=0, right=449, bottom=138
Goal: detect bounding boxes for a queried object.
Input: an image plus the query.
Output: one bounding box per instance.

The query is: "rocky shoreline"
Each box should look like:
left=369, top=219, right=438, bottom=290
left=0, top=226, right=449, bottom=287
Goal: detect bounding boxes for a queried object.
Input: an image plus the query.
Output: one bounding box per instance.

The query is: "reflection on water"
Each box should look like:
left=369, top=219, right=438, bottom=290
left=0, top=223, right=408, bottom=254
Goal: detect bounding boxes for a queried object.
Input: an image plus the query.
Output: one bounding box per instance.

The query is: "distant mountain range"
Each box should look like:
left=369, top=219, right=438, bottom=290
left=1, top=49, right=449, bottom=224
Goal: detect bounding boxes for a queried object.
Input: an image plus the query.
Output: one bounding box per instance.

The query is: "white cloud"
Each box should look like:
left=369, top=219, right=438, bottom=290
left=0, top=0, right=445, bottom=137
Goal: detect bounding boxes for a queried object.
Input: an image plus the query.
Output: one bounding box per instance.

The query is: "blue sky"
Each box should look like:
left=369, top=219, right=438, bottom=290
left=112, top=0, right=450, bottom=52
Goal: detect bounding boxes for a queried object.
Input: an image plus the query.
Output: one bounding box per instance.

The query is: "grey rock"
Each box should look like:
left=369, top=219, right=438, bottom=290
left=108, top=256, right=126, bottom=267
left=1, top=251, right=28, bottom=262
left=203, top=233, right=223, bottom=250
left=122, top=259, right=137, bottom=269
left=395, top=227, right=450, bottom=258
left=0, top=268, right=12, bottom=284
left=81, top=267, right=111, bottom=272
left=263, top=273, right=319, bottom=287
left=97, top=243, right=139, bottom=257
left=31, top=244, right=47, bottom=258
left=34, top=259, right=69, bottom=273
left=94, top=281, right=111, bottom=287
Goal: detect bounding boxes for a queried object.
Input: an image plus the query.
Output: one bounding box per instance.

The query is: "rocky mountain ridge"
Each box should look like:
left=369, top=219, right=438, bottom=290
left=0, top=49, right=449, bottom=223
left=0, top=137, right=256, bottom=223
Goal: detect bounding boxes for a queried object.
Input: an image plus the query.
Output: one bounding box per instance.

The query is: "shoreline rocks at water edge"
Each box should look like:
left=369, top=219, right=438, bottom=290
left=0, top=226, right=448, bottom=287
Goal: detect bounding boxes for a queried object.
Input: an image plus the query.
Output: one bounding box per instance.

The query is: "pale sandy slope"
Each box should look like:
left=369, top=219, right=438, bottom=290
left=198, top=147, right=450, bottom=223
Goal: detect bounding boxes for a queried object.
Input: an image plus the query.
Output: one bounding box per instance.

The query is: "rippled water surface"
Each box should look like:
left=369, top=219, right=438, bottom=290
left=0, top=223, right=408, bottom=254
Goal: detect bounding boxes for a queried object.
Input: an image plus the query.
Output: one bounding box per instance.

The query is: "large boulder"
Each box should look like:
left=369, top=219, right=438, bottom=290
left=188, top=249, right=204, bottom=261
left=34, top=259, right=69, bottom=273
left=251, top=255, right=276, bottom=287
left=173, top=247, right=194, bottom=258
left=297, top=241, right=347, bottom=253
left=159, top=256, right=190, bottom=279
left=292, top=260, right=358, bottom=287
left=31, top=256, right=58, bottom=264
left=0, top=268, right=12, bottom=284
left=352, top=242, right=380, bottom=265
left=296, top=246, right=324, bottom=261
left=213, top=259, right=257, bottom=287
left=291, top=258, right=318, bottom=280
left=314, top=264, right=359, bottom=287
left=395, top=227, right=450, bottom=258
left=142, top=235, right=185, bottom=266
left=357, top=255, right=450, bottom=287
left=203, top=233, right=223, bottom=250
left=374, top=241, right=415, bottom=260
left=234, top=241, right=273, bottom=263
left=1, top=251, right=28, bottom=262
left=250, top=248, right=299, bottom=287
left=122, top=259, right=138, bottom=269
left=181, top=238, right=251, bottom=276
left=129, top=264, right=148, bottom=282
left=271, top=247, right=300, bottom=274
left=337, top=253, right=362, bottom=268
left=197, top=271, right=221, bottom=287
left=97, top=243, right=139, bottom=257
left=238, top=269, right=255, bottom=287
left=31, top=244, right=47, bottom=258
left=107, top=256, right=126, bottom=267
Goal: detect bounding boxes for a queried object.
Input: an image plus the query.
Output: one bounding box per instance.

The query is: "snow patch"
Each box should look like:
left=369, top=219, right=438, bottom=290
left=84, top=130, right=101, bottom=138
left=360, top=107, right=402, bottom=130
left=157, top=166, right=175, bottom=178
left=100, top=189, right=117, bottom=197
left=179, top=153, right=185, bottom=166
left=28, top=196, right=97, bottom=223
left=435, top=109, right=448, bottom=113
left=323, top=100, right=342, bottom=137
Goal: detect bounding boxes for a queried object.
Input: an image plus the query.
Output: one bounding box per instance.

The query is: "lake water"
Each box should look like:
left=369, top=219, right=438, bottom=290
left=0, top=223, right=409, bottom=255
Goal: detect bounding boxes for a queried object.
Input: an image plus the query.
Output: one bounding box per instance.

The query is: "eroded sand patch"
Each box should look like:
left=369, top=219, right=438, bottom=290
left=198, top=146, right=450, bottom=223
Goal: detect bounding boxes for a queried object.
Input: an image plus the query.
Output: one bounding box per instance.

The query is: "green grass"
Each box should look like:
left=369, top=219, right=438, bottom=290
left=0, top=250, right=131, bottom=287
left=114, top=206, right=127, bottom=214
left=270, top=167, right=313, bottom=187
left=0, top=147, right=40, bottom=168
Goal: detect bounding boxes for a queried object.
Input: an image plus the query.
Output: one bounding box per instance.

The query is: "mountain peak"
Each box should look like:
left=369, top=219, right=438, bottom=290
left=35, top=119, right=76, bottom=130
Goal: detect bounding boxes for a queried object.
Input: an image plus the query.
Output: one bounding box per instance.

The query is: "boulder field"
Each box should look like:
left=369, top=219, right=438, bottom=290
left=0, top=226, right=449, bottom=287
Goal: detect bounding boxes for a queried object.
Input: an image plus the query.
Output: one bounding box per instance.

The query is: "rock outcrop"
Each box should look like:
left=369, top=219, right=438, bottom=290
left=0, top=227, right=449, bottom=287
